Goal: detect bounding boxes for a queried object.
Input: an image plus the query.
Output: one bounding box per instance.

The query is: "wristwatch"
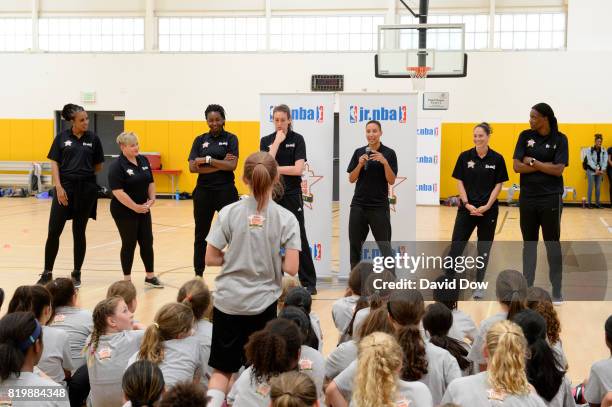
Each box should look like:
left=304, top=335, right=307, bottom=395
left=205, top=156, right=212, bottom=165
left=529, top=158, right=536, bottom=166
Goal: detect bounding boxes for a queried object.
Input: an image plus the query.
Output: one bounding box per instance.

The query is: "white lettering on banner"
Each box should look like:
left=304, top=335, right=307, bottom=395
left=416, top=119, right=441, bottom=206
left=348, top=105, right=407, bottom=123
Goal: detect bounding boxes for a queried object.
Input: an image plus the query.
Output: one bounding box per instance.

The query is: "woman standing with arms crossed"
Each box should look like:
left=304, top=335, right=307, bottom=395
left=448, top=122, right=508, bottom=299
left=203, top=152, right=300, bottom=407
left=513, top=103, right=569, bottom=304
left=108, top=132, right=163, bottom=287
left=188, top=104, right=239, bottom=277
left=260, top=104, right=318, bottom=294
left=38, top=104, right=104, bottom=288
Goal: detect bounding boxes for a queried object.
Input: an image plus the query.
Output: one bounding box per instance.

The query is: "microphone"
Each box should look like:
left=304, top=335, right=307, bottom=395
left=364, top=146, right=371, bottom=170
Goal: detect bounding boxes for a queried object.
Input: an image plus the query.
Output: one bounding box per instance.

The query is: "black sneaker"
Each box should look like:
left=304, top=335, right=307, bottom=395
left=596, top=204, right=603, bottom=209
left=36, top=271, right=52, bottom=285
left=306, top=286, right=317, bottom=296
left=71, top=271, right=81, bottom=289
left=552, top=296, right=564, bottom=306
left=145, top=276, right=164, bottom=289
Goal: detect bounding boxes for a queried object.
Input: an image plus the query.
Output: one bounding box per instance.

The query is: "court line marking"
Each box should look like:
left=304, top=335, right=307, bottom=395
left=599, top=217, right=612, bottom=234
left=89, top=222, right=194, bottom=249
left=496, top=209, right=509, bottom=235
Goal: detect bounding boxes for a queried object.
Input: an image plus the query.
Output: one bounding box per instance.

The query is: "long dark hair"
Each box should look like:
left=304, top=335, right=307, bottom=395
left=8, top=285, right=52, bottom=322
left=0, top=312, right=42, bottom=380
left=532, top=103, right=558, bottom=136
left=279, top=306, right=318, bottom=350
left=422, top=303, right=472, bottom=371
left=496, top=269, right=528, bottom=321
left=512, top=309, right=565, bottom=401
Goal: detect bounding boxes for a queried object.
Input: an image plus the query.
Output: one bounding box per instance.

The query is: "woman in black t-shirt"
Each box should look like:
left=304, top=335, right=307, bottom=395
left=448, top=122, right=508, bottom=299
left=188, top=104, right=239, bottom=277
left=108, top=132, right=162, bottom=288
left=513, top=103, right=569, bottom=304
left=38, top=104, right=104, bottom=288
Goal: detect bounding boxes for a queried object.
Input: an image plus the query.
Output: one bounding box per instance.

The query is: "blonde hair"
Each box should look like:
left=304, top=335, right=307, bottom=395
left=138, top=303, right=195, bottom=364
left=486, top=320, right=530, bottom=395
left=270, top=371, right=317, bottom=407
left=278, top=276, right=301, bottom=311
left=86, top=296, right=124, bottom=365
left=116, top=131, right=138, bottom=146
left=243, top=151, right=282, bottom=212
left=353, top=332, right=402, bottom=407
left=106, top=281, right=137, bottom=306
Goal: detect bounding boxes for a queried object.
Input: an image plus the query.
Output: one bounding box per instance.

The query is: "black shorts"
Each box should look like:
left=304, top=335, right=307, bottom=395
left=208, top=301, right=278, bottom=373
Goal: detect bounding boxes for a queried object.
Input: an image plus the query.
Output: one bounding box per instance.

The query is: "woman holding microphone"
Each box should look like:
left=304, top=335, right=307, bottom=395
left=448, top=122, right=508, bottom=299
left=346, top=120, right=397, bottom=271
left=108, top=132, right=162, bottom=287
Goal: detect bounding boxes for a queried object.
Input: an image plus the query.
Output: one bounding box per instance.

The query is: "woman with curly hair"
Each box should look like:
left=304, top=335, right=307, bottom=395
left=441, top=320, right=546, bottom=406
left=527, top=286, right=567, bottom=369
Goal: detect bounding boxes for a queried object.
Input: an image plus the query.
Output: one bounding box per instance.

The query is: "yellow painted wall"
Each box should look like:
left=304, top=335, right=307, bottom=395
left=440, top=123, right=612, bottom=203
left=2, top=118, right=611, bottom=202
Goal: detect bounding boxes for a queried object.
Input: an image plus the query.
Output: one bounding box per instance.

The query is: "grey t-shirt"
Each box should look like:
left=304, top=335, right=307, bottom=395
left=299, top=345, right=326, bottom=403
left=206, top=196, right=301, bottom=315
left=88, top=330, right=145, bottom=407
left=441, top=371, right=547, bottom=406
left=585, top=357, right=612, bottom=404
left=49, top=306, right=93, bottom=370
left=325, top=339, right=358, bottom=379
left=227, top=366, right=272, bottom=407
left=332, top=295, right=359, bottom=333
left=351, top=307, right=370, bottom=338
left=37, top=326, right=73, bottom=385
left=194, top=319, right=213, bottom=387
left=551, top=340, right=568, bottom=370
left=467, top=311, right=507, bottom=368
left=348, top=380, right=433, bottom=407
left=310, top=313, right=323, bottom=352
left=128, top=336, right=204, bottom=388
left=0, top=372, right=70, bottom=407
left=448, top=309, right=479, bottom=343
left=421, top=341, right=462, bottom=405
left=539, top=375, right=576, bottom=407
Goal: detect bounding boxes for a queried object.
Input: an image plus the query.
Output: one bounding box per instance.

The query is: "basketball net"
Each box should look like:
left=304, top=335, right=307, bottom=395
left=407, top=66, right=430, bottom=91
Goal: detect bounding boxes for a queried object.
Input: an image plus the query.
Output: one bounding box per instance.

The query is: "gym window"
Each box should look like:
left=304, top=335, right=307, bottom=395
left=38, top=18, right=145, bottom=52
left=0, top=18, right=33, bottom=52
left=494, top=13, right=566, bottom=50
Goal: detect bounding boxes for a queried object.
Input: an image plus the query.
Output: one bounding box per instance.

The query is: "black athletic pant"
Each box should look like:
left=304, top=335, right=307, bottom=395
left=111, top=204, right=154, bottom=276
left=276, top=193, right=317, bottom=289
left=193, top=184, right=238, bottom=276
left=349, top=205, right=392, bottom=271
left=44, top=186, right=96, bottom=272
left=519, top=193, right=563, bottom=298
left=67, top=364, right=89, bottom=407
left=447, top=205, right=498, bottom=282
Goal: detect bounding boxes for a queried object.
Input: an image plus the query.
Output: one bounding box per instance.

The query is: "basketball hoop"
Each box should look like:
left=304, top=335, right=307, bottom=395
left=407, top=66, right=430, bottom=91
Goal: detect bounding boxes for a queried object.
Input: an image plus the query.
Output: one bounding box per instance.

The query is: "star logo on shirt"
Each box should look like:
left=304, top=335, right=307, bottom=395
left=126, top=169, right=134, bottom=176
left=202, top=142, right=209, bottom=148
left=64, top=140, right=72, bottom=147
left=546, top=144, right=550, bottom=149
left=467, top=160, right=475, bottom=169
left=300, top=163, right=323, bottom=210
left=554, top=144, right=557, bottom=149
left=388, top=176, right=407, bottom=212
left=527, top=139, right=536, bottom=147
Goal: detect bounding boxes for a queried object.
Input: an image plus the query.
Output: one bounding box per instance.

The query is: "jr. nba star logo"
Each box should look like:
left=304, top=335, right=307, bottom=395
left=301, top=163, right=323, bottom=210
left=64, top=140, right=72, bottom=146
left=527, top=139, right=536, bottom=147
left=388, top=175, right=407, bottom=212
left=126, top=169, right=134, bottom=176
left=467, top=160, right=475, bottom=169
left=202, top=142, right=209, bottom=148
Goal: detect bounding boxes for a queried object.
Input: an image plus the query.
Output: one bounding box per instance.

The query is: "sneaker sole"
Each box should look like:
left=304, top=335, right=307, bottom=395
left=145, top=282, right=164, bottom=289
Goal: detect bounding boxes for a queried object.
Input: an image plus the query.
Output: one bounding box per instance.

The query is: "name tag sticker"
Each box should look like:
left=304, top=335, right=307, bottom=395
left=256, top=383, right=271, bottom=397
left=53, top=314, right=66, bottom=323
left=248, top=214, right=265, bottom=228
left=299, top=359, right=313, bottom=371
left=396, top=399, right=411, bottom=407
left=98, top=347, right=112, bottom=360
left=487, top=389, right=506, bottom=401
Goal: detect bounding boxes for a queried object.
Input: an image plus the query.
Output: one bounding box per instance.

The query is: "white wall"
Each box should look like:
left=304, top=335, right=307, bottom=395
left=567, top=0, right=612, bottom=51
left=0, top=49, right=609, bottom=123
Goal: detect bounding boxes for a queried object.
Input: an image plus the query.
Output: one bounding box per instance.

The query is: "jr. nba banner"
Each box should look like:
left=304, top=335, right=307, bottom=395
left=416, top=118, right=442, bottom=205
left=338, top=93, right=418, bottom=277
left=260, top=94, right=334, bottom=278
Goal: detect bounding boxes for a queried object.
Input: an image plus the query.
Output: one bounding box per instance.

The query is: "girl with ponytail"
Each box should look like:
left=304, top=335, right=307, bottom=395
left=86, top=296, right=145, bottom=407
left=177, top=278, right=213, bottom=387
left=204, top=151, right=301, bottom=407
left=270, top=371, right=318, bottom=407
left=513, top=102, right=568, bottom=304
left=227, top=318, right=302, bottom=407
left=441, top=320, right=546, bottom=406
left=512, top=310, right=574, bottom=407
left=7, top=285, right=73, bottom=385
left=468, top=269, right=528, bottom=372
left=0, top=312, right=70, bottom=406
left=527, top=286, right=568, bottom=369
left=131, top=303, right=203, bottom=388
left=122, top=360, right=165, bottom=407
